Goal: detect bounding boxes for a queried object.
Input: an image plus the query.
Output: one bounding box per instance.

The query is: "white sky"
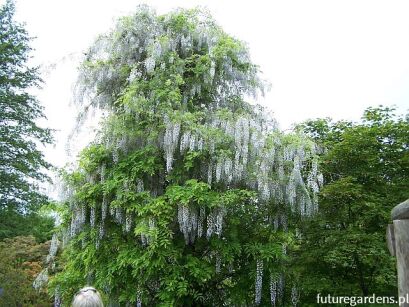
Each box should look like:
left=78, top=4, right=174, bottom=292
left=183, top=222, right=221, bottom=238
left=6, top=0, right=409, bottom=168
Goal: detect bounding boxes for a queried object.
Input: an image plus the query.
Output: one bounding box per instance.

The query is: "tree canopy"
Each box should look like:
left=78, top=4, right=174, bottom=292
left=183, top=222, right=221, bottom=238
left=51, top=6, right=323, bottom=306
left=0, top=0, right=52, bottom=214
left=295, top=106, right=409, bottom=304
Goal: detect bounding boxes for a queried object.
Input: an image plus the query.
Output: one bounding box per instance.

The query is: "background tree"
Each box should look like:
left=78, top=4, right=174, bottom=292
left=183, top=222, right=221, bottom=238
left=0, top=236, right=53, bottom=306
left=295, top=106, right=409, bottom=304
left=52, top=6, right=323, bottom=306
left=0, top=209, right=54, bottom=241
left=0, top=0, right=53, bottom=238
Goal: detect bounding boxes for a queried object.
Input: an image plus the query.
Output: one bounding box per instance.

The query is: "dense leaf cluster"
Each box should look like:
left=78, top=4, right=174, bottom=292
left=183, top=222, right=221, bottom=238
left=296, top=106, right=409, bottom=304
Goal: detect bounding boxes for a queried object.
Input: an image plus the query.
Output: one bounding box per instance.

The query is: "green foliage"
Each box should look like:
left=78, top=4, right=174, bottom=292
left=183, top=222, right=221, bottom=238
left=53, top=177, right=289, bottom=305
left=0, top=208, right=54, bottom=242
left=296, top=106, right=408, bottom=303
left=0, top=236, right=52, bottom=306
left=0, top=0, right=53, bottom=213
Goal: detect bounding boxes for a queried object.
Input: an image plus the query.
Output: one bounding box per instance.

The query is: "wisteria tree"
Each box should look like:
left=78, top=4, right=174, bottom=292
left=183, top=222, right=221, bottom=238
left=50, top=6, right=323, bottom=306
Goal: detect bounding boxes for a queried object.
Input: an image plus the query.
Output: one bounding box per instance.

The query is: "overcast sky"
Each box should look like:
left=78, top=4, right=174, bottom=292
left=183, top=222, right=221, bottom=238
left=7, top=0, right=409, bottom=167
